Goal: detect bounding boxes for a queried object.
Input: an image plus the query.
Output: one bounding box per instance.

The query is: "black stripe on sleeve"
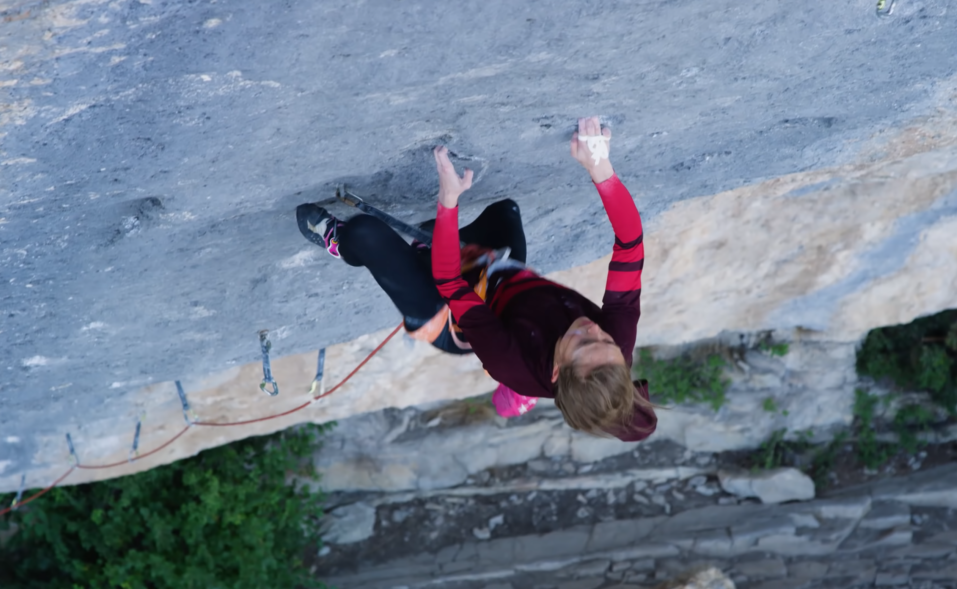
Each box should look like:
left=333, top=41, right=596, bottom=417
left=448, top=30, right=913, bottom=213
left=603, top=288, right=642, bottom=302
left=608, top=259, right=644, bottom=272
left=449, top=286, right=475, bottom=300
left=615, top=233, right=643, bottom=249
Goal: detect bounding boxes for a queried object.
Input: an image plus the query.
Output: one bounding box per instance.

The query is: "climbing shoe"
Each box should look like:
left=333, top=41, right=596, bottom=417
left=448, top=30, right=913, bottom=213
left=296, top=203, right=343, bottom=258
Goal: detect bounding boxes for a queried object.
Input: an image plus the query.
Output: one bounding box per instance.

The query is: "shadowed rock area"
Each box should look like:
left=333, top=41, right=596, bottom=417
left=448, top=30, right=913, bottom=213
left=2, top=0, right=957, bottom=490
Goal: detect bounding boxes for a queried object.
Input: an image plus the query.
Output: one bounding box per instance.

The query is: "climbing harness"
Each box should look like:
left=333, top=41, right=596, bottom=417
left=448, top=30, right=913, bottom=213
left=259, top=330, right=279, bottom=396
left=876, top=0, right=895, bottom=17
left=405, top=245, right=515, bottom=351
left=578, top=134, right=610, bottom=165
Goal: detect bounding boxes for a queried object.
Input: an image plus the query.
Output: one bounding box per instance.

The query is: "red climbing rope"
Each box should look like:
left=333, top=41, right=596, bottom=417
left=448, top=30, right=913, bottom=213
left=74, top=426, right=192, bottom=470
left=0, top=323, right=404, bottom=517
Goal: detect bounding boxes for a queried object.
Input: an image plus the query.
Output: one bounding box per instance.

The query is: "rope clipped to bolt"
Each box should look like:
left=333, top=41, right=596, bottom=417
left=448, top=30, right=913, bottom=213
left=0, top=323, right=403, bottom=517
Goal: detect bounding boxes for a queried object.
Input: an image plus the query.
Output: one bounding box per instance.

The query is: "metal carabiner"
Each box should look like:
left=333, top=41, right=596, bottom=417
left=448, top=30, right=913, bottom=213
left=876, top=0, right=896, bottom=17
left=259, top=330, right=279, bottom=396
left=66, top=432, right=79, bottom=466
left=175, top=380, right=196, bottom=425
left=309, top=348, right=326, bottom=398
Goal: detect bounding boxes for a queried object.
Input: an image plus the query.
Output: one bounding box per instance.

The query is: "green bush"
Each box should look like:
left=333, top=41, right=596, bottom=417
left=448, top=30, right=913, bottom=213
left=761, top=397, right=778, bottom=413
left=856, top=309, right=957, bottom=415
left=0, top=423, right=332, bottom=589
left=635, top=349, right=730, bottom=411
left=751, top=428, right=790, bottom=471
left=893, top=403, right=934, bottom=454
left=853, top=389, right=894, bottom=470
left=758, top=341, right=790, bottom=357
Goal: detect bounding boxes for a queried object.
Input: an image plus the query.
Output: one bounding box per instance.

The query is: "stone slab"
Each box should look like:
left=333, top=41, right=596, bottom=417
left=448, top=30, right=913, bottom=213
left=734, top=557, right=787, bottom=578
left=859, top=501, right=911, bottom=530
left=718, top=467, right=815, bottom=504
left=586, top=517, right=665, bottom=553
left=869, top=464, right=957, bottom=509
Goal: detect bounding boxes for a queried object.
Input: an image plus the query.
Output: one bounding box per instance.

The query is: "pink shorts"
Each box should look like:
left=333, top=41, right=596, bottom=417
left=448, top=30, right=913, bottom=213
left=492, top=382, right=538, bottom=417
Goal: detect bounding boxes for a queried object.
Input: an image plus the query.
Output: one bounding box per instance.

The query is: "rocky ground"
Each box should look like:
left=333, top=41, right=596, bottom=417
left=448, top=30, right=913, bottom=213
left=310, top=420, right=957, bottom=589
left=302, top=327, right=957, bottom=589
left=313, top=465, right=957, bottom=589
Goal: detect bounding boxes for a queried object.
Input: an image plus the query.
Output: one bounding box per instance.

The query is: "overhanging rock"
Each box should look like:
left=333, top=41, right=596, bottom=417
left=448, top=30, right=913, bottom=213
left=2, top=0, right=957, bottom=491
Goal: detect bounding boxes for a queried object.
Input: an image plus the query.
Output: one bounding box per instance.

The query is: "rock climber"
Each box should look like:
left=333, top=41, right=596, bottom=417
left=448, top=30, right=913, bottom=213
left=296, top=116, right=656, bottom=441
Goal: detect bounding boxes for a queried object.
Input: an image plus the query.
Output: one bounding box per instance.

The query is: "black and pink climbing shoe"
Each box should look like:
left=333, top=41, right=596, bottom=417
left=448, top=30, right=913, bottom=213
left=296, top=203, right=343, bottom=258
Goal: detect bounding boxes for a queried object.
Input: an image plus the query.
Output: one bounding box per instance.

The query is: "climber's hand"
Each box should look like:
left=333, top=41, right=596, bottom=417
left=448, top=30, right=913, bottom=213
left=571, top=116, right=614, bottom=184
left=434, top=146, right=473, bottom=208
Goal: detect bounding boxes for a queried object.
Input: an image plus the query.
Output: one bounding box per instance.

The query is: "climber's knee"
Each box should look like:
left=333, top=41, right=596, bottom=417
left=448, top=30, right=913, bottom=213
left=487, top=198, right=521, bottom=218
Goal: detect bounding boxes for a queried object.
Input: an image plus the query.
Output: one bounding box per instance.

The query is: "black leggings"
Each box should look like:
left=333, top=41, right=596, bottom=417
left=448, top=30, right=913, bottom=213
left=338, top=199, right=526, bottom=354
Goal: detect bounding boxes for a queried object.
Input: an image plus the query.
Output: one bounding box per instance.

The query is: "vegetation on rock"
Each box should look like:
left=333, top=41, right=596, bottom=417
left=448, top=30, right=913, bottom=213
left=0, top=423, right=332, bottom=589
left=634, top=349, right=731, bottom=411
left=750, top=309, right=957, bottom=487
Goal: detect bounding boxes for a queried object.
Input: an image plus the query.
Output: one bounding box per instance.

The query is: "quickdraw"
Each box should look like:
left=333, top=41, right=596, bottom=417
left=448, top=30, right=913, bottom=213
left=65, top=432, right=79, bottom=466
left=128, top=416, right=142, bottom=463
left=309, top=348, right=326, bottom=397
left=175, top=380, right=196, bottom=425
left=258, top=330, right=279, bottom=396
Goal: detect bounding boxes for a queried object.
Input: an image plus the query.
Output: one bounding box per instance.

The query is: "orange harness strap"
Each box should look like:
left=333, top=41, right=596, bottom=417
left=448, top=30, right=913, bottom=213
left=405, top=246, right=496, bottom=347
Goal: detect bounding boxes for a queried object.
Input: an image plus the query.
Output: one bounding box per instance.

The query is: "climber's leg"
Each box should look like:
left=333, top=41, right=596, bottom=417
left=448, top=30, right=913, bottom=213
left=336, top=214, right=446, bottom=327
left=459, top=198, right=527, bottom=264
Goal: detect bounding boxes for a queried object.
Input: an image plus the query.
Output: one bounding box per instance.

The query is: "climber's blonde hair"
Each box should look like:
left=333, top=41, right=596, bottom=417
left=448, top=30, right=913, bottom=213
left=554, top=363, right=655, bottom=437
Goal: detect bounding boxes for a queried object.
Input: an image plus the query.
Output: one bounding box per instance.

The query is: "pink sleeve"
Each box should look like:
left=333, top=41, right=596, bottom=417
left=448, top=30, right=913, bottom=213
left=595, top=174, right=644, bottom=295
left=594, top=174, right=645, bottom=368
left=432, top=203, right=485, bottom=321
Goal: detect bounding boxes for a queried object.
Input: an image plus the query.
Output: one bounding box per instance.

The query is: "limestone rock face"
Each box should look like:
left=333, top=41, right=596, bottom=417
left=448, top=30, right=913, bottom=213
left=2, top=0, right=957, bottom=493
left=718, top=468, right=815, bottom=504
left=320, top=502, right=377, bottom=545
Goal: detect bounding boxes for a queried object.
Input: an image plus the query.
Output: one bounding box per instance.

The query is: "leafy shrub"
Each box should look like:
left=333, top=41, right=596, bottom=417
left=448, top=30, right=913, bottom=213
left=752, top=428, right=790, bottom=471
left=762, top=397, right=779, bottom=413
left=808, top=431, right=849, bottom=489
left=634, top=349, right=730, bottom=411
left=0, top=423, right=332, bottom=589
left=893, top=403, right=934, bottom=454
left=758, top=341, right=790, bottom=357
left=853, top=389, right=893, bottom=470
left=857, top=309, right=957, bottom=414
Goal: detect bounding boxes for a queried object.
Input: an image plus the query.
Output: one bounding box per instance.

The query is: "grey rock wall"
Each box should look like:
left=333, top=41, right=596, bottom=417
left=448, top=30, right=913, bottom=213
left=2, top=0, right=957, bottom=488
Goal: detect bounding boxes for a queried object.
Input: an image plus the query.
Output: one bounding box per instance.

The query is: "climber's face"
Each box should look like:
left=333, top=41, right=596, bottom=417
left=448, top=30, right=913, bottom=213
left=552, top=317, right=626, bottom=382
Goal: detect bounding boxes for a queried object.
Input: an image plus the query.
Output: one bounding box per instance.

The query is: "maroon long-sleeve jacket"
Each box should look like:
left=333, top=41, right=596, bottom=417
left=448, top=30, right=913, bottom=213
left=432, top=174, right=656, bottom=441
